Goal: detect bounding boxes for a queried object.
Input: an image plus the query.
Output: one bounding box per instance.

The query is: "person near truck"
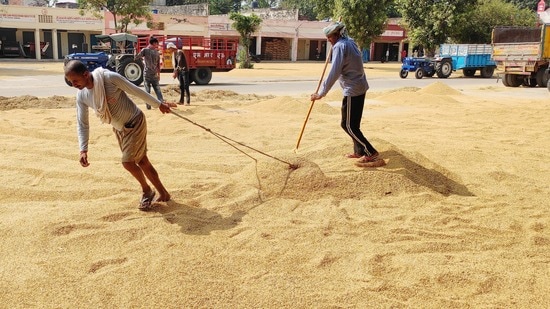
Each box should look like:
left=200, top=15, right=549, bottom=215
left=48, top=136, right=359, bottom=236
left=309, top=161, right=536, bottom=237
left=166, top=42, right=191, bottom=105
left=135, top=36, right=164, bottom=110
left=310, top=21, right=380, bottom=165
left=64, top=60, right=172, bottom=210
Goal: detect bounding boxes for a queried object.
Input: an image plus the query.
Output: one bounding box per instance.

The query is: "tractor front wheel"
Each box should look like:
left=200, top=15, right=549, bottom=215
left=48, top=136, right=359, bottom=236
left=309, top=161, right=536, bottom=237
left=399, top=69, right=408, bottom=78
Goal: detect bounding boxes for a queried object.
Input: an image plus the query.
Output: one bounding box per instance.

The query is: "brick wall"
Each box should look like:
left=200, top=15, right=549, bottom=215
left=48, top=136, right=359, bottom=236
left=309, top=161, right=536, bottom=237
left=264, top=38, right=290, bottom=60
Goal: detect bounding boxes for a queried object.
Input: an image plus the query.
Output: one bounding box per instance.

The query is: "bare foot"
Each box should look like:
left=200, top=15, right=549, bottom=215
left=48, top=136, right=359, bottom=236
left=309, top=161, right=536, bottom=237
left=157, top=192, right=171, bottom=202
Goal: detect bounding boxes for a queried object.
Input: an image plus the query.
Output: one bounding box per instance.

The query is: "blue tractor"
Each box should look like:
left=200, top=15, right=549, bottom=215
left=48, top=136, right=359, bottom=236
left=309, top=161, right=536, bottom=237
left=64, top=33, right=144, bottom=86
left=399, top=57, right=437, bottom=79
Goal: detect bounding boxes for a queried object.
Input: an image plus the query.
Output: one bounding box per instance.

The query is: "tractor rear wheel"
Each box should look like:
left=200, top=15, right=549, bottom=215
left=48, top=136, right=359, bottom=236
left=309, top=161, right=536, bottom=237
left=415, top=68, right=424, bottom=79
left=117, top=58, right=144, bottom=86
left=436, top=60, right=452, bottom=78
left=399, top=69, right=408, bottom=78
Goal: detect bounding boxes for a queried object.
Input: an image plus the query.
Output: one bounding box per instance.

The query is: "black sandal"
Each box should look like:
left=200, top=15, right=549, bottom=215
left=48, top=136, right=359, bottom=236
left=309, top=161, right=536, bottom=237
left=139, top=190, right=156, bottom=211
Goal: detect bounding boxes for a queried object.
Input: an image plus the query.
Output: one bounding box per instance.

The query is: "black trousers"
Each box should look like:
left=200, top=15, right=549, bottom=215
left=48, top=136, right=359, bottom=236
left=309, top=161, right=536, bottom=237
left=340, top=93, right=377, bottom=156
left=177, top=70, right=190, bottom=104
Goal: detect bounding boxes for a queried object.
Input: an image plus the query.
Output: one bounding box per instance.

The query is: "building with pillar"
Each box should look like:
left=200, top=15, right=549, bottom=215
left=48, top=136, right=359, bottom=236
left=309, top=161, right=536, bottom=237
left=1, top=4, right=407, bottom=62
left=0, top=5, right=102, bottom=59
left=369, top=18, right=408, bottom=62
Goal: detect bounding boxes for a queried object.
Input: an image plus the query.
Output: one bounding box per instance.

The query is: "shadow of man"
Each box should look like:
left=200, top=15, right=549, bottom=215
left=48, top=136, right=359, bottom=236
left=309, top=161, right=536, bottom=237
left=154, top=200, right=245, bottom=235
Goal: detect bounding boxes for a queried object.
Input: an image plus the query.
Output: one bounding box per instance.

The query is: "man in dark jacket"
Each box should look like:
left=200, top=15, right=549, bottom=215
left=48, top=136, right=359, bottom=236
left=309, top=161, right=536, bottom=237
left=167, top=42, right=191, bottom=105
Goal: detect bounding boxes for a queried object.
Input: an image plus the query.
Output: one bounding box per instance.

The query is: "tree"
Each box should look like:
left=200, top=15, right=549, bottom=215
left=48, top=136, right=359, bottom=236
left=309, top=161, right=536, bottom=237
left=288, top=0, right=392, bottom=49
left=280, top=0, right=317, bottom=20
left=333, top=0, right=393, bottom=49
left=451, top=0, right=538, bottom=43
left=397, top=0, right=477, bottom=55
left=165, top=0, right=203, bottom=5
left=209, top=0, right=235, bottom=15
left=77, top=0, right=153, bottom=33
left=506, top=0, right=540, bottom=10
left=229, top=12, right=262, bottom=68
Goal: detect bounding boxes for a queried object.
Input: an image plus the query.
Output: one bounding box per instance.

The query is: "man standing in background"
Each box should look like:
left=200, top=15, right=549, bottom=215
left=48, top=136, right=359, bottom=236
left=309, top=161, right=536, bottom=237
left=135, top=36, right=163, bottom=110
left=166, top=42, right=191, bottom=105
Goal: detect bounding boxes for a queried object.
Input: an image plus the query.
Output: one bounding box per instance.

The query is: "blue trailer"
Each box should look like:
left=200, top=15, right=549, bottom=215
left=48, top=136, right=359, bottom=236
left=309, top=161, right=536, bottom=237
left=438, top=44, right=496, bottom=78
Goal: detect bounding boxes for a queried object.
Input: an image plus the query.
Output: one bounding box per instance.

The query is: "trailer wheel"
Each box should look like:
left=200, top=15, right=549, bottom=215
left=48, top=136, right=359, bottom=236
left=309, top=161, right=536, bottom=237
left=399, top=69, right=408, bottom=78
left=192, top=67, right=212, bottom=85
left=436, top=60, right=452, bottom=78
left=480, top=66, right=495, bottom=78
left=463, top=69, right=476, bottom=77
left=415, top=68, right=424, bottom=79
left=117, top=58, right=144, bottom=86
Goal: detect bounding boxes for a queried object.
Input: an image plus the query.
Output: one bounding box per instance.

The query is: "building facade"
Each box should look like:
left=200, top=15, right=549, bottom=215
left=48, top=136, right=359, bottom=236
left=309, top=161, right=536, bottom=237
left=0, top=4, right=408, bottom=62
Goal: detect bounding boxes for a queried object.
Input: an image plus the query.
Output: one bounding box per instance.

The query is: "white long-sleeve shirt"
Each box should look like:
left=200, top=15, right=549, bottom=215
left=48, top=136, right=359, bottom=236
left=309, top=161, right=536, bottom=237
left=75, top=71, right=162, bottom=151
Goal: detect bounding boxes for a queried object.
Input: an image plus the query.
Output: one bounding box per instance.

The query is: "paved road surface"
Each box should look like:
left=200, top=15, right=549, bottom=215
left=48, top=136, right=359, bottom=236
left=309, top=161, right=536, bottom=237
left=1, top=61, right=548, bottom=99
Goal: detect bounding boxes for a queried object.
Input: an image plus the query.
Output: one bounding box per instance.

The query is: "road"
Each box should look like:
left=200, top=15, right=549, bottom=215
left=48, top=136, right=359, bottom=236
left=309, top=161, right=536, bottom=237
left=1, top=60, right=548, bottom=99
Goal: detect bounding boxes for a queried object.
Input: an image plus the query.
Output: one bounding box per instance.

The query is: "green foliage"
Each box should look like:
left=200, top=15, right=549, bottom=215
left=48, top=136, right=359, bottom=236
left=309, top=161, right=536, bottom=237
left=165, top=0, right=203, bottom=5
left=505, top=0, right=540, bottom=10
left=257, top=0, right=279, bottom=7
left=230, top=12, right=262, bottom=69
left=334, top=0, right=393, bottom=49
left=280, top=0, right=317, bottom=20
left=397, top=0, right=477, bottom=54
left=451, top=0, right=538, bottom=43
left=77, top=0, right=153, bottom=33
left=386, top=1, right=401, bottom=18
left=284, top=0, right=392, bottom=48
left=311, top=0, right=334, bottom=19
left=209, top=0, right=234, bottom=15
left=237, top=48, right=254, bottom=69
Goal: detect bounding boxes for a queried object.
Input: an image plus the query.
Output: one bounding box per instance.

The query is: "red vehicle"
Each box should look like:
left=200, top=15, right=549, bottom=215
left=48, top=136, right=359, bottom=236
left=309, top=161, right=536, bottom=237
left=136, top=35, right=238, bottom=85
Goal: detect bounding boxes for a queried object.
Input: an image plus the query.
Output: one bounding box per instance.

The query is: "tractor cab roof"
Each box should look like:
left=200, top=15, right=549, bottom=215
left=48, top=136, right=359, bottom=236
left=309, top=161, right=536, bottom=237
left=95, top=33, right=138, bottom=44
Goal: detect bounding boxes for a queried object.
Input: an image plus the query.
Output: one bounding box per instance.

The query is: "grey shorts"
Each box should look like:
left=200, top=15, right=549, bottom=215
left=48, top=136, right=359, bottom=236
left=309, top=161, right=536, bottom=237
left=114, top=111, right=147, bottom=163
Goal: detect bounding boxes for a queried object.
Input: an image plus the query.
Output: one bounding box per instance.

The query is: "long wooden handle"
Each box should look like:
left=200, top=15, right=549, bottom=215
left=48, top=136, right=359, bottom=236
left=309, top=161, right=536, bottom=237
left=294, top=47, right=333, bottom=152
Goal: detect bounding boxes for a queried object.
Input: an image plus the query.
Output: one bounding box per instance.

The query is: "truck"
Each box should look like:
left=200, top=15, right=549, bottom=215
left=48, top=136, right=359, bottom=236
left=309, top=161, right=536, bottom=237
left=400, top=43, right=496, bottom=79
left=492, top=25, right=550, bottom=88
left=136, top=35, right=239, bottom=85
left=64, top=33, right=144, bottom=86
